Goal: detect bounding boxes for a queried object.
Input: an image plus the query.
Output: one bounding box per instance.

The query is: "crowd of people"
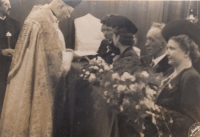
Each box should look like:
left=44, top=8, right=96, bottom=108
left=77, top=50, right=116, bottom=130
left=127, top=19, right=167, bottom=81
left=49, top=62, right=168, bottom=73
left=0, top=0, right=200, bottom=137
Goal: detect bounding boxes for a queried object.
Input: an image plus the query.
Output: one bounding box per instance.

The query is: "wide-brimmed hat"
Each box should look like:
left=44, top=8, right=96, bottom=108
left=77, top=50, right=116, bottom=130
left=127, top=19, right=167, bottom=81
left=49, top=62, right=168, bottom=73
left=107, top=15, right=138, bottom=34
left=63, top=0, right=82, bottom=8
left=162, top=19, right=200, bottom=46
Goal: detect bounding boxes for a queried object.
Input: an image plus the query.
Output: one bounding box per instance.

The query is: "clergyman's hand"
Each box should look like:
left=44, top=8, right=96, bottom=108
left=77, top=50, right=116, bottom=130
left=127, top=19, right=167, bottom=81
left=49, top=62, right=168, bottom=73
left=1, top=49, right=15, bottom=57
left=65, top=48, right=81, bottom=60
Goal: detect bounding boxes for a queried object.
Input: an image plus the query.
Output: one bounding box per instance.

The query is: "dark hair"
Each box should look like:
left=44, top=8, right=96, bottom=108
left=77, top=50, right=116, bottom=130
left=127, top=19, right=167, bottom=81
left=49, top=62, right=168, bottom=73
left=100, top=14, right=118, bottom=27
left=170, top=34, right=200, bottom=62
left=113, top=27, right=134, bottom=46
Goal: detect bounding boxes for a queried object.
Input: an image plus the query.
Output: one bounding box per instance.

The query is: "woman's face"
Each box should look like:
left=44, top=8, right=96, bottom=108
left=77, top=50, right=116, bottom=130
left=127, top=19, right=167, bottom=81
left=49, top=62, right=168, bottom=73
left=166, top=39, right=187, bottom=66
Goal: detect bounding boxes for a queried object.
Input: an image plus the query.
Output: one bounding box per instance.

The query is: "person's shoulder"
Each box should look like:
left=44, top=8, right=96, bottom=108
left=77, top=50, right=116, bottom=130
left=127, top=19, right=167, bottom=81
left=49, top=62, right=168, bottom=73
left=7, top=16, right=19, bottom=24
left=182, top=67, right=200, bottom=81
left=27, top=5, right=50, bottom=22
left=98, top=39, right=108, bottom=51
left=124, top=48, right=137, bottom=57
left=100, top=39, right=108, bottom=45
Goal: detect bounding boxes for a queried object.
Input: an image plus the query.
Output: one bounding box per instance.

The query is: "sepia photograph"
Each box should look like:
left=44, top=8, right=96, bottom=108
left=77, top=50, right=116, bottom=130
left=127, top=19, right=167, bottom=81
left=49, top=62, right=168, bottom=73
left=0, top=0, right=200, bottom=137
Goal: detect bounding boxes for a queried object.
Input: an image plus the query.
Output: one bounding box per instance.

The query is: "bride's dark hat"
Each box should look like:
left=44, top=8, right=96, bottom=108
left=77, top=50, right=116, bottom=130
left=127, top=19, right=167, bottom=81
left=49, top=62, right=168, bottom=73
left=162, top=19, right=200, bottom=46
left=63, top=0, right=82, bottom=8
left=108, top=15, right=138, bottom=34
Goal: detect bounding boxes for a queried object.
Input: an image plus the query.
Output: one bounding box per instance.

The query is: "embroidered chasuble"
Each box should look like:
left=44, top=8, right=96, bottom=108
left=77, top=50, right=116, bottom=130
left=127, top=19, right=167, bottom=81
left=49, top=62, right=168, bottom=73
left=0, top=5, right=67, bottom=137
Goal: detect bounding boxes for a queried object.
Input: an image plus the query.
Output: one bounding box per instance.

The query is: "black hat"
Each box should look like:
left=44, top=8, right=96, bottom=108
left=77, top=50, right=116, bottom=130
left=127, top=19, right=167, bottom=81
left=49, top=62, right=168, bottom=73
left=162, top=19, right=200, bottom=46
left=63, top=0, right=82, bottom=8
left=108, top=15, right=138, bottom=34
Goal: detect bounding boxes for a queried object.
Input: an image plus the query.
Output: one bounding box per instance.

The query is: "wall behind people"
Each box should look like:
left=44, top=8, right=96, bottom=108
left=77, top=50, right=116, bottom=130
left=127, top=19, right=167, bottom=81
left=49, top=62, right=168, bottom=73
left=9, top=0, right=194, bottom=56
left=65, top=1, right=165, bottom=54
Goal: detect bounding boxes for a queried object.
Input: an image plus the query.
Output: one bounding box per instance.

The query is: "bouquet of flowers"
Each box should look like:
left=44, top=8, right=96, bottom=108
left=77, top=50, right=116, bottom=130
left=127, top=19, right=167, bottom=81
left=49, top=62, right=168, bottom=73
left=94, top=69, right=172, bottom=136
left=79, top=57, right=112, bottom=86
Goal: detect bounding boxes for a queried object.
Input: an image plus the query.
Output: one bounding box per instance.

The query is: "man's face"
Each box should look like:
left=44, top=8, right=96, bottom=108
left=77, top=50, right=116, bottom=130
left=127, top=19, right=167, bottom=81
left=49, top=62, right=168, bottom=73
left=101, top=24, right=114, bottom=42
left=145, top=27, right=163, bottom=58
left=57, top=2, right=74, bottom=21
left=0, top=0, right=11, bottom=16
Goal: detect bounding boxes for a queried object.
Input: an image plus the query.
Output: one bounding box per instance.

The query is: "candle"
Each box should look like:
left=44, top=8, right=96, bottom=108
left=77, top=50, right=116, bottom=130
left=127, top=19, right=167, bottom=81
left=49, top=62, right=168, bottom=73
left=6, top=32, right=12, bottom=49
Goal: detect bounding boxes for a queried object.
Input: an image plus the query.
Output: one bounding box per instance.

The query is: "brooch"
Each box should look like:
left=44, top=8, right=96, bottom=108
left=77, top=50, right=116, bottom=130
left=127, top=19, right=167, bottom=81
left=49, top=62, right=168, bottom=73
left=111, top=53, right=115, bottom=56
left=106, top=46, right=110, bottom=53
left=168, top=83, right=173, bottom=90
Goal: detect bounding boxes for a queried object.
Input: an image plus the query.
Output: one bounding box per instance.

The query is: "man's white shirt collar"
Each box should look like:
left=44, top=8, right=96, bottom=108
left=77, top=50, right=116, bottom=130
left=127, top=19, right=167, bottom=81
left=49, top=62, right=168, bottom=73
left=0, top=16, right=6, bottom=20
left=152, top=54, right=166, bottom=67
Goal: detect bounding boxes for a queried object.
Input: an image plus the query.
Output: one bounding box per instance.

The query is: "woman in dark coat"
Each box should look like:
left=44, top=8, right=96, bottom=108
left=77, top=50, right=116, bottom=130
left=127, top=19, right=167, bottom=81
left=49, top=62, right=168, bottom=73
left=112, top=24, right=142, bottom=137
left=112, top=26, right=140, bottom=74
left=145, top=19, right=200, bottom=137
left=94, top=15, right=141, bottom=137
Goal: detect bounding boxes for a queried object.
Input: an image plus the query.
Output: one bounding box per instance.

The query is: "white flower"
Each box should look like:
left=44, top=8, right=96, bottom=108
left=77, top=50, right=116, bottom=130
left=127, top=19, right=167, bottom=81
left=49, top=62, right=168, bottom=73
left=121, top=72, right=136, bottom=81
left=104, top=65, right=110, bottom=71
left=80, top=74, right=84, bottom=77
left=145, top=85, right=157, bottom=100
left=117, top=85, right=126, bottom=92
left=85, top=71, right=90, bottom=75
left=105, top=82, right=110, bottom=87
left=130, top=75, right=136, bottom=81
left=143, top=98, right=156, bottom=110
left=93, top=66, right=99, bottom=70
left=112, top=73, right=120, bottom=81
left=135, top=105, right=140, bottom=110
left=129, top=84, right=138, bottom=92
left=97, top=56, right=103, bottom=61
left=113, top=84, right=118, bottom=88
left=122, top=98, right=130, bottom=105
left=109, top=65, right=113, bottom=69
left=99, top=69, right=103, bottom=73
left=154, top=105, right=160, bottom=112
left=82, top=69, right=86, bottom=72
left=121, top=72, right=130, bottom=81
left=83, top=76, right=87, bottom=80
left=139, top=101, right=144, bottom=105
left=141, top=71, right=149, bottom=78
left=88, top=73, right=96, bottom=82
left=104, top=91, right=108, bottom=96
left=138, top=82, right=145, bottom=91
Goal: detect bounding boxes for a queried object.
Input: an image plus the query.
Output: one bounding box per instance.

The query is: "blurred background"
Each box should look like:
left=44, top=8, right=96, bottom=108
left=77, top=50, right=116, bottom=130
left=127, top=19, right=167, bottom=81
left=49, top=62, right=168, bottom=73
left=9, top=0, right=199, bottom=55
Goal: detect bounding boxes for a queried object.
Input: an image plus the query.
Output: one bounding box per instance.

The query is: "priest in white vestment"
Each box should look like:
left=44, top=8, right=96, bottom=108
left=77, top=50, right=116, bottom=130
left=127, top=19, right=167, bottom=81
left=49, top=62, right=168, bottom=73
left=0, top=0, right=81, bottom=136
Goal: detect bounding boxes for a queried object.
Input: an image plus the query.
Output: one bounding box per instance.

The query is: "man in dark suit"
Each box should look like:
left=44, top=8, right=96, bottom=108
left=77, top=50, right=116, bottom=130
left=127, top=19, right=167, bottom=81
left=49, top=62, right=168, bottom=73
left=143, top=23, right=171, bottom=75
left=97, top=14, right=120, bottom=64
left=0, top=0, right=20, bottom=114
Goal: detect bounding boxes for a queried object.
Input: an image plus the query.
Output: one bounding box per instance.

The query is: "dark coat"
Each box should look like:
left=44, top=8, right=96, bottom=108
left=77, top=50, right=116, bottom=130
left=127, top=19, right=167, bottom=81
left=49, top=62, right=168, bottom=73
left=145, top=67, right=200, bottom=137
left=141, top=55, right=172, bottom=76
left=153, top=55, right=172, bottom=75
left=193, top=58, right=200, bottom=74
left=113, top=46, right=140, bottom=74
left=0, top=16, right=20, bottom=114
left=157, top=67, right=200, bottom=136
left=97, top=39, right=120, bottom=64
